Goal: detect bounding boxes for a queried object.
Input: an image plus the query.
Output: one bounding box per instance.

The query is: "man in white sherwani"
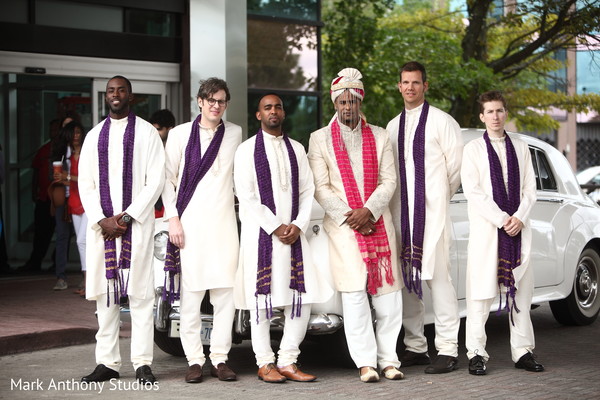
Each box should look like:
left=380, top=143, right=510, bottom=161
left=79, top=76, right=165, bottom=384
left=386, top=61, right=463, bottom=374
left=234, top=94, right=332, bottom=383
left=162, top=78, right=241, bottom=383
left=461, top=90, right=544, bottom=375
left=308, top=68, right=404, bottom=383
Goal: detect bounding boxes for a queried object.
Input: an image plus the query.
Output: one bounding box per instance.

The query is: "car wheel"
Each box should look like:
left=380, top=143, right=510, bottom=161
left=154, top=328, right=185, bottom=356
left=550, top=248, right=600, bottom=326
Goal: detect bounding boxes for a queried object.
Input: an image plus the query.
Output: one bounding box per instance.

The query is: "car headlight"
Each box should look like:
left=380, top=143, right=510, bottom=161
left=153, top=230, right=169, bottom=261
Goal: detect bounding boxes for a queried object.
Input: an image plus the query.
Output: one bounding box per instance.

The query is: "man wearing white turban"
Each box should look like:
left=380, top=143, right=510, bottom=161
left=308, top=68, right=404, bottom=383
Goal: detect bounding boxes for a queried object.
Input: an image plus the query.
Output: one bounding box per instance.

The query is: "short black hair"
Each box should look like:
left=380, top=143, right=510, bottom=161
left=478, top=90, right=507, bottom=113
left=399, top=61, right=427, bottom=83
left=109, top=75, right=132, bottom=93
left=256, top=92, right=284, bottom=111
left=197, top=77, right=230, bottom=101
left=149, top=109, right=176, bottom=129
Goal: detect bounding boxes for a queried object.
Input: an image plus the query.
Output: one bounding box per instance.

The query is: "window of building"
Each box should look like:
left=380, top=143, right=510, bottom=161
left=247, top=0, right=319, bottom=21
left=449, top=0, right=504, bottom=17
left=247, top=19, right=318, bottom=91
left=0, top=0, right=28, bottom=23
left=27, top=0, right=180, bottom=37
left=489, top=0, right=504, bottom=19
left=577, top=50, right=600, bottom=95
left=247, top=1, right=321, bottom=148
left=36, top=0, right=122, bottom=32
left=247, top=92, right=319, bottom=148
left=125, top=9, right=180, bottom=37
left=549, top=48, right=567, bottom=93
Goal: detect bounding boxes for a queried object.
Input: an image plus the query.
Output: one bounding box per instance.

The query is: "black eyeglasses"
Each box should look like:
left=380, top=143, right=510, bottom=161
left=206, top=98, right=228, bottom=107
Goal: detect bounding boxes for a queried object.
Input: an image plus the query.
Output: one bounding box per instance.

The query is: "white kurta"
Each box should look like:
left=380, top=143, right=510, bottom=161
left=233, top=132, right=333, bottom=310
left=386, top=104, right=463, bottom=280
left=307, top=122, right=402, bottom=295
left=162, top=120, right=242, bottom=291
left=79, top=116, right=165, bottom=300
left=461, top=135, right=537, bottom=300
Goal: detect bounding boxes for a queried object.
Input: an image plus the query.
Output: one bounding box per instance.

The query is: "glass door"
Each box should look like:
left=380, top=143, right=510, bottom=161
left=92, top=79, right=167, bottom=125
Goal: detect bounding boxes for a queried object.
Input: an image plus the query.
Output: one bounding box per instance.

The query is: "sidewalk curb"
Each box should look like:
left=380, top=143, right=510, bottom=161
left=0, top=328, right=96, bottom=356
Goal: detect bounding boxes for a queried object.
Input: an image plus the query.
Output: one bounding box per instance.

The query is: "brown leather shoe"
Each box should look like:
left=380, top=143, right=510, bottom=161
left=210, top=363, right=237, bottom=381
left=277, top=364, right=316, bottom=382
left=185, top=364, right=203, bottom=383
left=257, top=363, right=286, bottom=383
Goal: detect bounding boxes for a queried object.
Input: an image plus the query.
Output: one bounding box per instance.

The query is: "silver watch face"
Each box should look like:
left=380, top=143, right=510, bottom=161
left=122, top=214, right=132, bottom=224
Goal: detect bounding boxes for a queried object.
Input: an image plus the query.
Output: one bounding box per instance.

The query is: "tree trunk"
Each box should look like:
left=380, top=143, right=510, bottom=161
left=450, top=91, right=482, bottom=128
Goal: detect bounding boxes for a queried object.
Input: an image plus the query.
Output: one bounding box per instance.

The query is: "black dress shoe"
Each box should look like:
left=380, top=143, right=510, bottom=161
left=425, top=355, right=458, bottom=374
left=400, top=350, right=431, bottom=366
left=468, top=355, right=487, bottom=375
left=515, top=352, right=544, bottom=372
left=136, top=365, right=157, bottom=383
left=81, top=364, right=119, bottom=382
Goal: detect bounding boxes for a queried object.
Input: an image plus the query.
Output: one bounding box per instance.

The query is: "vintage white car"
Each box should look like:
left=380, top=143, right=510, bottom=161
left=576, top=165, right=600, bottom=204
left=151, top=129, right=600, bottom=357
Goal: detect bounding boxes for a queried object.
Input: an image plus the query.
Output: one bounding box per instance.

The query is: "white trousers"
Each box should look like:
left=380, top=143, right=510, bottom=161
left=466, top=266, right=535, bottom=362
left=180, top=287, right=235, bottom=366
left=95, top=294, right=154, bottom=372
left=71, top=213, right=88, bottom=271
left=402, top=247, right=459, bottom=357
left=251, top=304, right=310, bottom=367
left=342, top=290, right=403, bottom=370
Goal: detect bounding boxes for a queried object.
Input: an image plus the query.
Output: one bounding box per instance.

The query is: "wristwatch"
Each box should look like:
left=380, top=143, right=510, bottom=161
left=122, top=214, right=132, bottom=225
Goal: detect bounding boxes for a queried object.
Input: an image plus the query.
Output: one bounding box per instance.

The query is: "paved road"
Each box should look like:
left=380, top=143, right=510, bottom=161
left=1, top=303, right=599, bottom=399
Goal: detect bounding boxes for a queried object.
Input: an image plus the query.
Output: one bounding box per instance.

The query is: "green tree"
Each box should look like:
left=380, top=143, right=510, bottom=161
left=321, top=0, right=396, bottom=120
left=322, top=0, right=600, bottom=132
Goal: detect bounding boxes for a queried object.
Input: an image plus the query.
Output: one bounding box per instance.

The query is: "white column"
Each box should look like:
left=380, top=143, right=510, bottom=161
left=189, top=0, right=248, bottom=136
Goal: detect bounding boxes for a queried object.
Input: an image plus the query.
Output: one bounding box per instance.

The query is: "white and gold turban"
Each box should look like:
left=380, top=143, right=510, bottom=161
left=330, top=67, right=365, bottom=103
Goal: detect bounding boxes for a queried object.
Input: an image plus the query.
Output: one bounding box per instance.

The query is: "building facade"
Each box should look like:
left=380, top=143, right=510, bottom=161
left=0, top=0, right=321, bottom=262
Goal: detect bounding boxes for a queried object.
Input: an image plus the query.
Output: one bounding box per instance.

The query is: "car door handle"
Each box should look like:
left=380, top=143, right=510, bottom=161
left=537, top=198, right=564, bottom=203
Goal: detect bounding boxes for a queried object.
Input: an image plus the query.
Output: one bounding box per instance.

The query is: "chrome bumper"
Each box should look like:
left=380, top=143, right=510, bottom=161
left=155, top=288, right=343, bottom=338
left=233, top=307, right=343, bottom=337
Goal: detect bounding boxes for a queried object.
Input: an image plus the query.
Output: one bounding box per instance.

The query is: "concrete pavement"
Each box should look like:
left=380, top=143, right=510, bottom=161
left=1, top=271, right=600, bottom=399
left=1, top=304, right=600, bottom=399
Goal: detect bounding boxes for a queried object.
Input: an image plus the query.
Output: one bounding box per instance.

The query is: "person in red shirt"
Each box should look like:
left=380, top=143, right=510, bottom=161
left=54, top=121, right=88, bottom=294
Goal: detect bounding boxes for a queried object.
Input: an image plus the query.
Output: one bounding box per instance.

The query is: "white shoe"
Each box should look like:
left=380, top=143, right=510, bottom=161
left=382, top=366, right=404, bottom=380
left=359, top=367, right=380, bottom=382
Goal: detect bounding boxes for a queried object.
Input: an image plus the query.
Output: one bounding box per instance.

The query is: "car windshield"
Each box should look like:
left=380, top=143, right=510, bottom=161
left=576, top=167, right=600, bottom=184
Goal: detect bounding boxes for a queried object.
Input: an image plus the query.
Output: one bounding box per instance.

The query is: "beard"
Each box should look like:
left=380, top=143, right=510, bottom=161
left=264, top=119, right=282, bottom=130
left=339, top=113, right=359, bottom=128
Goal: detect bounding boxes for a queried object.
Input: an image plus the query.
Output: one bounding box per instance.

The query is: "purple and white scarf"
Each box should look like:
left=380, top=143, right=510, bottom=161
left=398, top=101, right=429, bottom=299
left=253, top=129, right=305, bottom=323
left=163, top=115, right=226, bottom=303
left=483, top=131, right=521, bottom=324
left=98, top=112, right=136, bottom=306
